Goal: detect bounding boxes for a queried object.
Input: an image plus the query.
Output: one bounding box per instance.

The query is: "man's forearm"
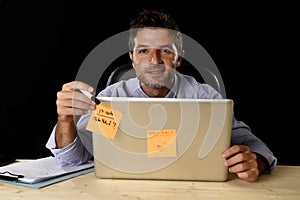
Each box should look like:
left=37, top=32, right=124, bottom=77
left=55, top=116, right=77, bottom=148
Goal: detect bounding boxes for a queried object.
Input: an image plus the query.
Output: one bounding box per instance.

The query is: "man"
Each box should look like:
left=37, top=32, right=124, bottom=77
left=46, top=9, right=277, bottom=182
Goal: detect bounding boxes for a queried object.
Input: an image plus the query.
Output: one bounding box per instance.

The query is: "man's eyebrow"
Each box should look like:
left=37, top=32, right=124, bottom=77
left=135, top=44, right=174, bottom=49
left=135, top=44, right=149, bottom=48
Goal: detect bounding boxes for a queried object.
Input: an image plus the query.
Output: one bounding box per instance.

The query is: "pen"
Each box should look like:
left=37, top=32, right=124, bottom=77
left=75, top=89, right=100, bottom=104
left=0, top=174, right=19, bottom=182
left=0, top=171, right=24, bottom=182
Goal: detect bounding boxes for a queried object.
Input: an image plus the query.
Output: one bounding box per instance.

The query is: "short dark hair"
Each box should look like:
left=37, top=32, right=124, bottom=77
left=128, top=9, right=183, bottom=52
left=129, top=8, right=180, bottom=31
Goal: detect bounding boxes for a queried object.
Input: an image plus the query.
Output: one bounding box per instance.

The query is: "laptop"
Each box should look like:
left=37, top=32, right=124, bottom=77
left=91, top=97, right=233, bottom=181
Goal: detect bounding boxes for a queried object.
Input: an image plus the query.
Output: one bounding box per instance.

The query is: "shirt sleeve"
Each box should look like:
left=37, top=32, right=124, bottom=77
left=231, top=117, right=277, bottom=173
left=45, top=124, right=93, bottom=167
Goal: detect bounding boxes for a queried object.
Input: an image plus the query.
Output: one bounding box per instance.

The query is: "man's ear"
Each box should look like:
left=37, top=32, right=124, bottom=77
left=176, top=50, right=185, bottom=68
left=129, top=51, right=135, bottom=67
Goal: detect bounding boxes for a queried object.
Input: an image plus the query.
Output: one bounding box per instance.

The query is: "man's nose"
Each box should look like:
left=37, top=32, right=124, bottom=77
left=149, top=50, right=162, bottom=64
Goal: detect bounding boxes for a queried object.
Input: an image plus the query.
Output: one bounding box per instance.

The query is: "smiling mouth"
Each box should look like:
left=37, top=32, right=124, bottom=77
left=146, top=71, right=165, bottom=77
left=148, top=70, right=163, bottom=73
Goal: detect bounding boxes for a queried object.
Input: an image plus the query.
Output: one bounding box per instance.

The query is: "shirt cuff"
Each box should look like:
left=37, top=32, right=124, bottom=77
left=45, top=125, right=92, bottom=167
left=251, top=142, right=277, bottom=174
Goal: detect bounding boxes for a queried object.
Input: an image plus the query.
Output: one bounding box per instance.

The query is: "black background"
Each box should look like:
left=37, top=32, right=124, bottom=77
left=0, top=1, right=298, bottom=165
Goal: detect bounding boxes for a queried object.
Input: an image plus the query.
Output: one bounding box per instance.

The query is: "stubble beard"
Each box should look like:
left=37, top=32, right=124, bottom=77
left=137, top=70, right=175, bottom=89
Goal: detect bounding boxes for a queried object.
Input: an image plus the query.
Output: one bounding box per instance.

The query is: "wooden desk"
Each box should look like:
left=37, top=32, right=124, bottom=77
left=1, top=165, right=299, bottom=200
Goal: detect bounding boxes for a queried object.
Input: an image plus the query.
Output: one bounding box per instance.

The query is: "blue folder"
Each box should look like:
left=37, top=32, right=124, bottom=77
left=0, top=167, right=94, bottom=189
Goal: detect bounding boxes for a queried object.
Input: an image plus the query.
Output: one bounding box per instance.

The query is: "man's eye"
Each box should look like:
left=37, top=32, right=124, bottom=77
left=160, top=48, right=172, bottom=54
left=138, top=49, right=148, bottom=54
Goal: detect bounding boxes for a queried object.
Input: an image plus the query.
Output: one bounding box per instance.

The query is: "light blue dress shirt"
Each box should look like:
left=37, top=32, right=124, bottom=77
left=46, top=72, right=277, bottom=173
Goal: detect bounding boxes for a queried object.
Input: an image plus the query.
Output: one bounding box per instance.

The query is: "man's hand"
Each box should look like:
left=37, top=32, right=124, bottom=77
left=55, top=81, right=96, bottom=148
left=222, top=145, right=266, bottom=182
left=56, top=81, right=96, bottom=120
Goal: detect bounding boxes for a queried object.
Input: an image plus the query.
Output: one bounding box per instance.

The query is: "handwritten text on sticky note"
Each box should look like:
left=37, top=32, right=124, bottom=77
left=147, top=129, right=177, bottom=158
left=86, top=104, right=123, bottom=140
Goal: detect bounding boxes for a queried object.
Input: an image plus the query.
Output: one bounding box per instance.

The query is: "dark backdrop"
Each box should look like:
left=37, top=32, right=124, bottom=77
left=0, top=1, right=298, bottom=165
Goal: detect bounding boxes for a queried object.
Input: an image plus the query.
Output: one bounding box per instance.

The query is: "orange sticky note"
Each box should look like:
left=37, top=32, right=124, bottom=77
left=86, top=104, right=123, bottom=140
left=147, top=129, right=177, bottom=158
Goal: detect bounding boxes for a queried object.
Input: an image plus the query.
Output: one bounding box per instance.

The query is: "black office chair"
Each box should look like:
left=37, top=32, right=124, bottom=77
left=106, top=64, right=136, bottom=87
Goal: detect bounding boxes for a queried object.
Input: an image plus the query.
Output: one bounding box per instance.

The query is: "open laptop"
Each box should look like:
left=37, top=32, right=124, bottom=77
left=91, top=97, right=233, bottom=181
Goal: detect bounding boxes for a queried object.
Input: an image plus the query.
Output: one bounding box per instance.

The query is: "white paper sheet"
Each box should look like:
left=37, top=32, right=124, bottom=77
left=0, top=156, right=94, bottom=183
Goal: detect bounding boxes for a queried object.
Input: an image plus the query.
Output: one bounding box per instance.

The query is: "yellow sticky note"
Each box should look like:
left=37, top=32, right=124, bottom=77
left=86, top=104, right=123, bottom=140
left=147, top=129, right=177, bottom=158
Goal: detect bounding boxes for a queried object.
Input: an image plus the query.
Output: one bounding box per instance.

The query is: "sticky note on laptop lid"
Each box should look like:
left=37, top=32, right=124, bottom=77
left=86, top=104, right=123, bottom=140
left=147, top=129, right=177, bottom=158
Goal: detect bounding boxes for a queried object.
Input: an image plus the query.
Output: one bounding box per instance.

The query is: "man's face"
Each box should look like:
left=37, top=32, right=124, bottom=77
left=130, top=28, right=182, bottom=89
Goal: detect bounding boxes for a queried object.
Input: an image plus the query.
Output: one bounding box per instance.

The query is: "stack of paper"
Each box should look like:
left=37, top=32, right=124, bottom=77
left=0, top=156, right=94, bottom=189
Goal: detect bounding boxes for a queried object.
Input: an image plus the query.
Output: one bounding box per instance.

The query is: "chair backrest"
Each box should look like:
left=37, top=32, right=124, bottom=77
left=106, top=64, right=136, bottom=87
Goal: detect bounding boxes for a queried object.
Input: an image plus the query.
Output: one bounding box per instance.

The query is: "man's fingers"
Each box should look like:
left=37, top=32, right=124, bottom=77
left=235, top=168, right=259, bottom=182
left=222, top=145, right=250, bottom=159
left=62, top=81, right=94, bottom=92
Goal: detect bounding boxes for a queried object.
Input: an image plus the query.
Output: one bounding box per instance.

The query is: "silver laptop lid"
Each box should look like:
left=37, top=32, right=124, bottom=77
left=91, top=97, right=233, bottom=181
